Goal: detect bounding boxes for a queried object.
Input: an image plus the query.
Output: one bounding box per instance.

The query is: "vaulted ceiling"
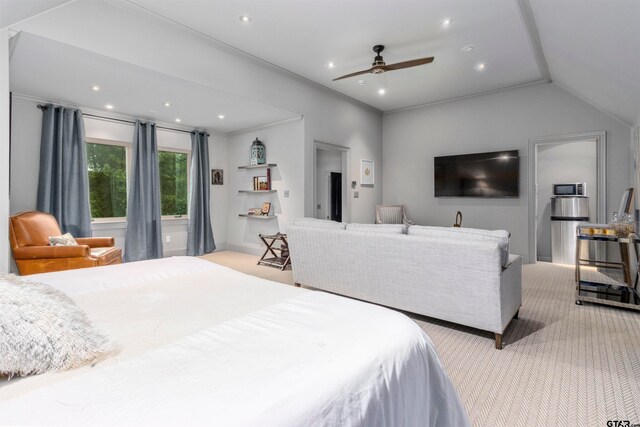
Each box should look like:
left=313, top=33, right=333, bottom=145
left=3, top=0, right=640, bottom=126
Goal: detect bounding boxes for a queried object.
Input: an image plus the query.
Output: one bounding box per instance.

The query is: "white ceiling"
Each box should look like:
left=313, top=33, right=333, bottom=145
left=0, top=0, right=71, bottom=29
left=9, top=32, right=299, bottom=133
left=529, top=0, right=640, bottom=125
left=129, top=0, right=544, bottom=112
left=4, top=0, right=640, bottom=126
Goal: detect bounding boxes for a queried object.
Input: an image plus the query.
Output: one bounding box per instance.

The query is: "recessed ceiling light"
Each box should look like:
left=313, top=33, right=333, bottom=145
left=217, top=114, right=225, bottom=119
left=461, top=45, right=474, bottom=52
left=91, top=85, right=100, bottom=91
left=105, top=104, right=114, bottom=110
left=239, top=15, right=252, bottom=23
left=327, top=62, right=335, bottom=69
left=378, top=88, right=386, bottom=95
left=164, top=102, right=171, bottom=107
left=175, top=118, right=182, bottom=123
left=474, top=63, right=486, bottom=71
left=358, top=79, right=367, bottom=85
left=441, top=18, right=452, bottom=28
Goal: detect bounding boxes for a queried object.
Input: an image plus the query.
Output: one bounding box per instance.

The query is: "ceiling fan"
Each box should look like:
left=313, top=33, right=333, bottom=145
left=332, top=45, right=434, bottom=81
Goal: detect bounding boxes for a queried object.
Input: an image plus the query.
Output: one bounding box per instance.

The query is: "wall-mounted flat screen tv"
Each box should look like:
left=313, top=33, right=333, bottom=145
left=434, top=150, right=519, bottom=198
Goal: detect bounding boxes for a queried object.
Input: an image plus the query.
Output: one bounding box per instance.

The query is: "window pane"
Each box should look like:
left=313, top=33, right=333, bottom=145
left=159, top=151, right=188, bottom=216
left=87, top=143, right=127, bottom=218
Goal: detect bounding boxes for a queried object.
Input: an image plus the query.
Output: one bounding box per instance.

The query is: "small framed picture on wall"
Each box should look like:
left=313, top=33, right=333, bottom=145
left=361, top=159, right=374, bottom=186
left=211, top=169, right=223, bottom=185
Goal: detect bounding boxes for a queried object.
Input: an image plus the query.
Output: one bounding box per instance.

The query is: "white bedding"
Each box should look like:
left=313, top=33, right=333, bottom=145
left=0, top=257, right=468, bottom=426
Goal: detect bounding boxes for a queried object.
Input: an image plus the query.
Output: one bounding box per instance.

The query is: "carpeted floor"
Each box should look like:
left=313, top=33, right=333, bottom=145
left=202, top=251, right=640, bottom=427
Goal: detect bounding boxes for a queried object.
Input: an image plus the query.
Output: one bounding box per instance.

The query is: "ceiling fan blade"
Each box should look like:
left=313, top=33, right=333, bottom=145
left=381, top=57, right=434, bottom=72
left=332, top=67, right=374, bottom=81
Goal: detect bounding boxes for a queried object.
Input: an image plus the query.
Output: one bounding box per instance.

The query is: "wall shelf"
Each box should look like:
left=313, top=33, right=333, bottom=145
left=238, top=214, right=277, bottom=220
left=237, top=163, right=277, bottom=170
left=238, top=190, right=277, bottom=194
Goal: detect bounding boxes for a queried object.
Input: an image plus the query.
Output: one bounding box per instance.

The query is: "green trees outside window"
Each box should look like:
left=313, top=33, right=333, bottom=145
left=87, top=142, right=127, bottom=218
left=87, top=143, right=188, bottom=219
left=159, top=150, right=188, bottom=216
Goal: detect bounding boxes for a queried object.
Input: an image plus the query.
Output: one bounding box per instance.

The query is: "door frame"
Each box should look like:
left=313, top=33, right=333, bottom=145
left=313, top=140, right=349, bottom=222
left=528, top=131, right=606, bottom=264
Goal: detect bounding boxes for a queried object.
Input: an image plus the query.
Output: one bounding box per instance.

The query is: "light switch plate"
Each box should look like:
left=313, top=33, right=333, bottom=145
left=351, top=181, right=357, bottom=189
left=284, top=190, right=290, bottom=198
left=354, top=191, right=359, bottom=198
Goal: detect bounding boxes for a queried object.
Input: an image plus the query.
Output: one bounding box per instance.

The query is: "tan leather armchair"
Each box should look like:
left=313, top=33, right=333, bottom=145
left=9, top=211, right=122, bottom=275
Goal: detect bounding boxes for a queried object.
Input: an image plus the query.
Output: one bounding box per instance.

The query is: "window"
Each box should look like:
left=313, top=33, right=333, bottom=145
left=159, top=150, right=188, bottom=216
left=86, top=141, right=189, bottom=220
left=87, top=142, right=127, bottom=219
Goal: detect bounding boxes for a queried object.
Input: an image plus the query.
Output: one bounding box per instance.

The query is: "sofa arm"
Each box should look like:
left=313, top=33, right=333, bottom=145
left=12, top=245, right=91, bottom=260
left=75, top=237, right=115, bottom=248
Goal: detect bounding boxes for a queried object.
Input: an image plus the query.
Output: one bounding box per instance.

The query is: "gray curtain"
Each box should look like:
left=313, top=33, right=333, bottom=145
left=37, top=104, right=92, bottom=237
left=124, top=121, right=163, bottom=262
left=187, top=131, right=216, bottom=256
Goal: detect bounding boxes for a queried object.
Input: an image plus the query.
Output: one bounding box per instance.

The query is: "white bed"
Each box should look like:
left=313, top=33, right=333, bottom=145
left=0, top=257, right=468, bottom=426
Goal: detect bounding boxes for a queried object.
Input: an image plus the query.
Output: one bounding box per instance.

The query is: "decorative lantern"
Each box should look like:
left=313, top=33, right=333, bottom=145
left=250, top=137, right=266, bottom=166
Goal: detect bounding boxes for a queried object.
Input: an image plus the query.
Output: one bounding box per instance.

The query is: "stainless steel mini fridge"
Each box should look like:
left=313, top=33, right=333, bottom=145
left=551, top=196, right=589, bottom=265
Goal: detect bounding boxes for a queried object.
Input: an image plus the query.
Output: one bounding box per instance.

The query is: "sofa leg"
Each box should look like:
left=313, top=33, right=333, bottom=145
left=495, top=333, right=503, bottom=350
left=294, top=282, right=301, bottom=287
left=514, top=309, right=519, bottom=320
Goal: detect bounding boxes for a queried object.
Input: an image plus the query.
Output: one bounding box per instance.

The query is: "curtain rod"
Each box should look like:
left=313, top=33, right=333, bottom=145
left=37, top=104, right=210, bottom=136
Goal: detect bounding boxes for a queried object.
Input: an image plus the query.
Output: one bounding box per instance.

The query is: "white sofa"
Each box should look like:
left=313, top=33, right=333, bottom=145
left=288, top=219, right=522, bottom=349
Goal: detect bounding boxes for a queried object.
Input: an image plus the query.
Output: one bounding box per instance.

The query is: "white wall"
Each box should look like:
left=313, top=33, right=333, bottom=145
left=536, top=140, right=596, bottom=261
left=9, top=96, right=229, bottom=257
left=0, top=29, right=9, bottom=272
left=383, top=83, right=631, bottom=263
left=315, top=148, right=342, bottom=220
left=226, top=119, right=304, bottom=254
left=12, top=0, right=383, bottom=226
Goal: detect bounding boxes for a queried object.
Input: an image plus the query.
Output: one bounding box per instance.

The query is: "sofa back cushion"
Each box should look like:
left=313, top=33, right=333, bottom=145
left=346, top=223, right=407, bottom=234
left=292, top=218, right=346, bottom=230
left=408, top=225, right=510, bottom=267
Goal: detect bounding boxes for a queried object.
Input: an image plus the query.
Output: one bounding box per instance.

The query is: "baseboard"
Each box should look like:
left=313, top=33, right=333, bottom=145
left=214, top=242, right=227, bottom=251
left=227, top=243, right=263, bottom=256
left=538, top=256, right=552, bottom=262
left=164, top=248, right=186, bottom=257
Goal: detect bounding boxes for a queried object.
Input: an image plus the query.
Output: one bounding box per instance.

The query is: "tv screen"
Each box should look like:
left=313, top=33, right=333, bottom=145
left=434, top=150, right=519, bottom=198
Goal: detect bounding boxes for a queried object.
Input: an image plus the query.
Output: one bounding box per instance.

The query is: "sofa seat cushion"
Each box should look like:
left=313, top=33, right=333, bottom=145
left=346, top=223, right=407, bottom=234
left=408, top=225, right=510, bottom=267
left=293, top=218, right=346, bottom=230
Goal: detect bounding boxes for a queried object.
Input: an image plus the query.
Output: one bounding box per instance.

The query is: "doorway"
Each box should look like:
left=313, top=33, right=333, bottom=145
left=329, top=172, right=342, bottom=222
left=314, top=141, right=348, bottom=222
left=528, top=132, right=606, bottom=264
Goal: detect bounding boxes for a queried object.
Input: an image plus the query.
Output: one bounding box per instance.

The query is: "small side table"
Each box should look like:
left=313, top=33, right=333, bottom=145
left=257, top=232, right=291, bottom=270
left=575, top=233, right=640, bottom=310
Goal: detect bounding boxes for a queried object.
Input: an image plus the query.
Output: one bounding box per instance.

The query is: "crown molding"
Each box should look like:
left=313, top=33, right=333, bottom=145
left=227, top=115, right=304, bottom=137
left=516, top=0, right=552, bottom=83
left=384, top=80, right=548, bottom=115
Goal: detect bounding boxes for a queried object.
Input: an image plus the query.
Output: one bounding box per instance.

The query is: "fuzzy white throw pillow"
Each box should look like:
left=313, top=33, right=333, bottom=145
left=48, top=233, right=77, bottom=246
left=0, top=273, right=118, bottom=378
